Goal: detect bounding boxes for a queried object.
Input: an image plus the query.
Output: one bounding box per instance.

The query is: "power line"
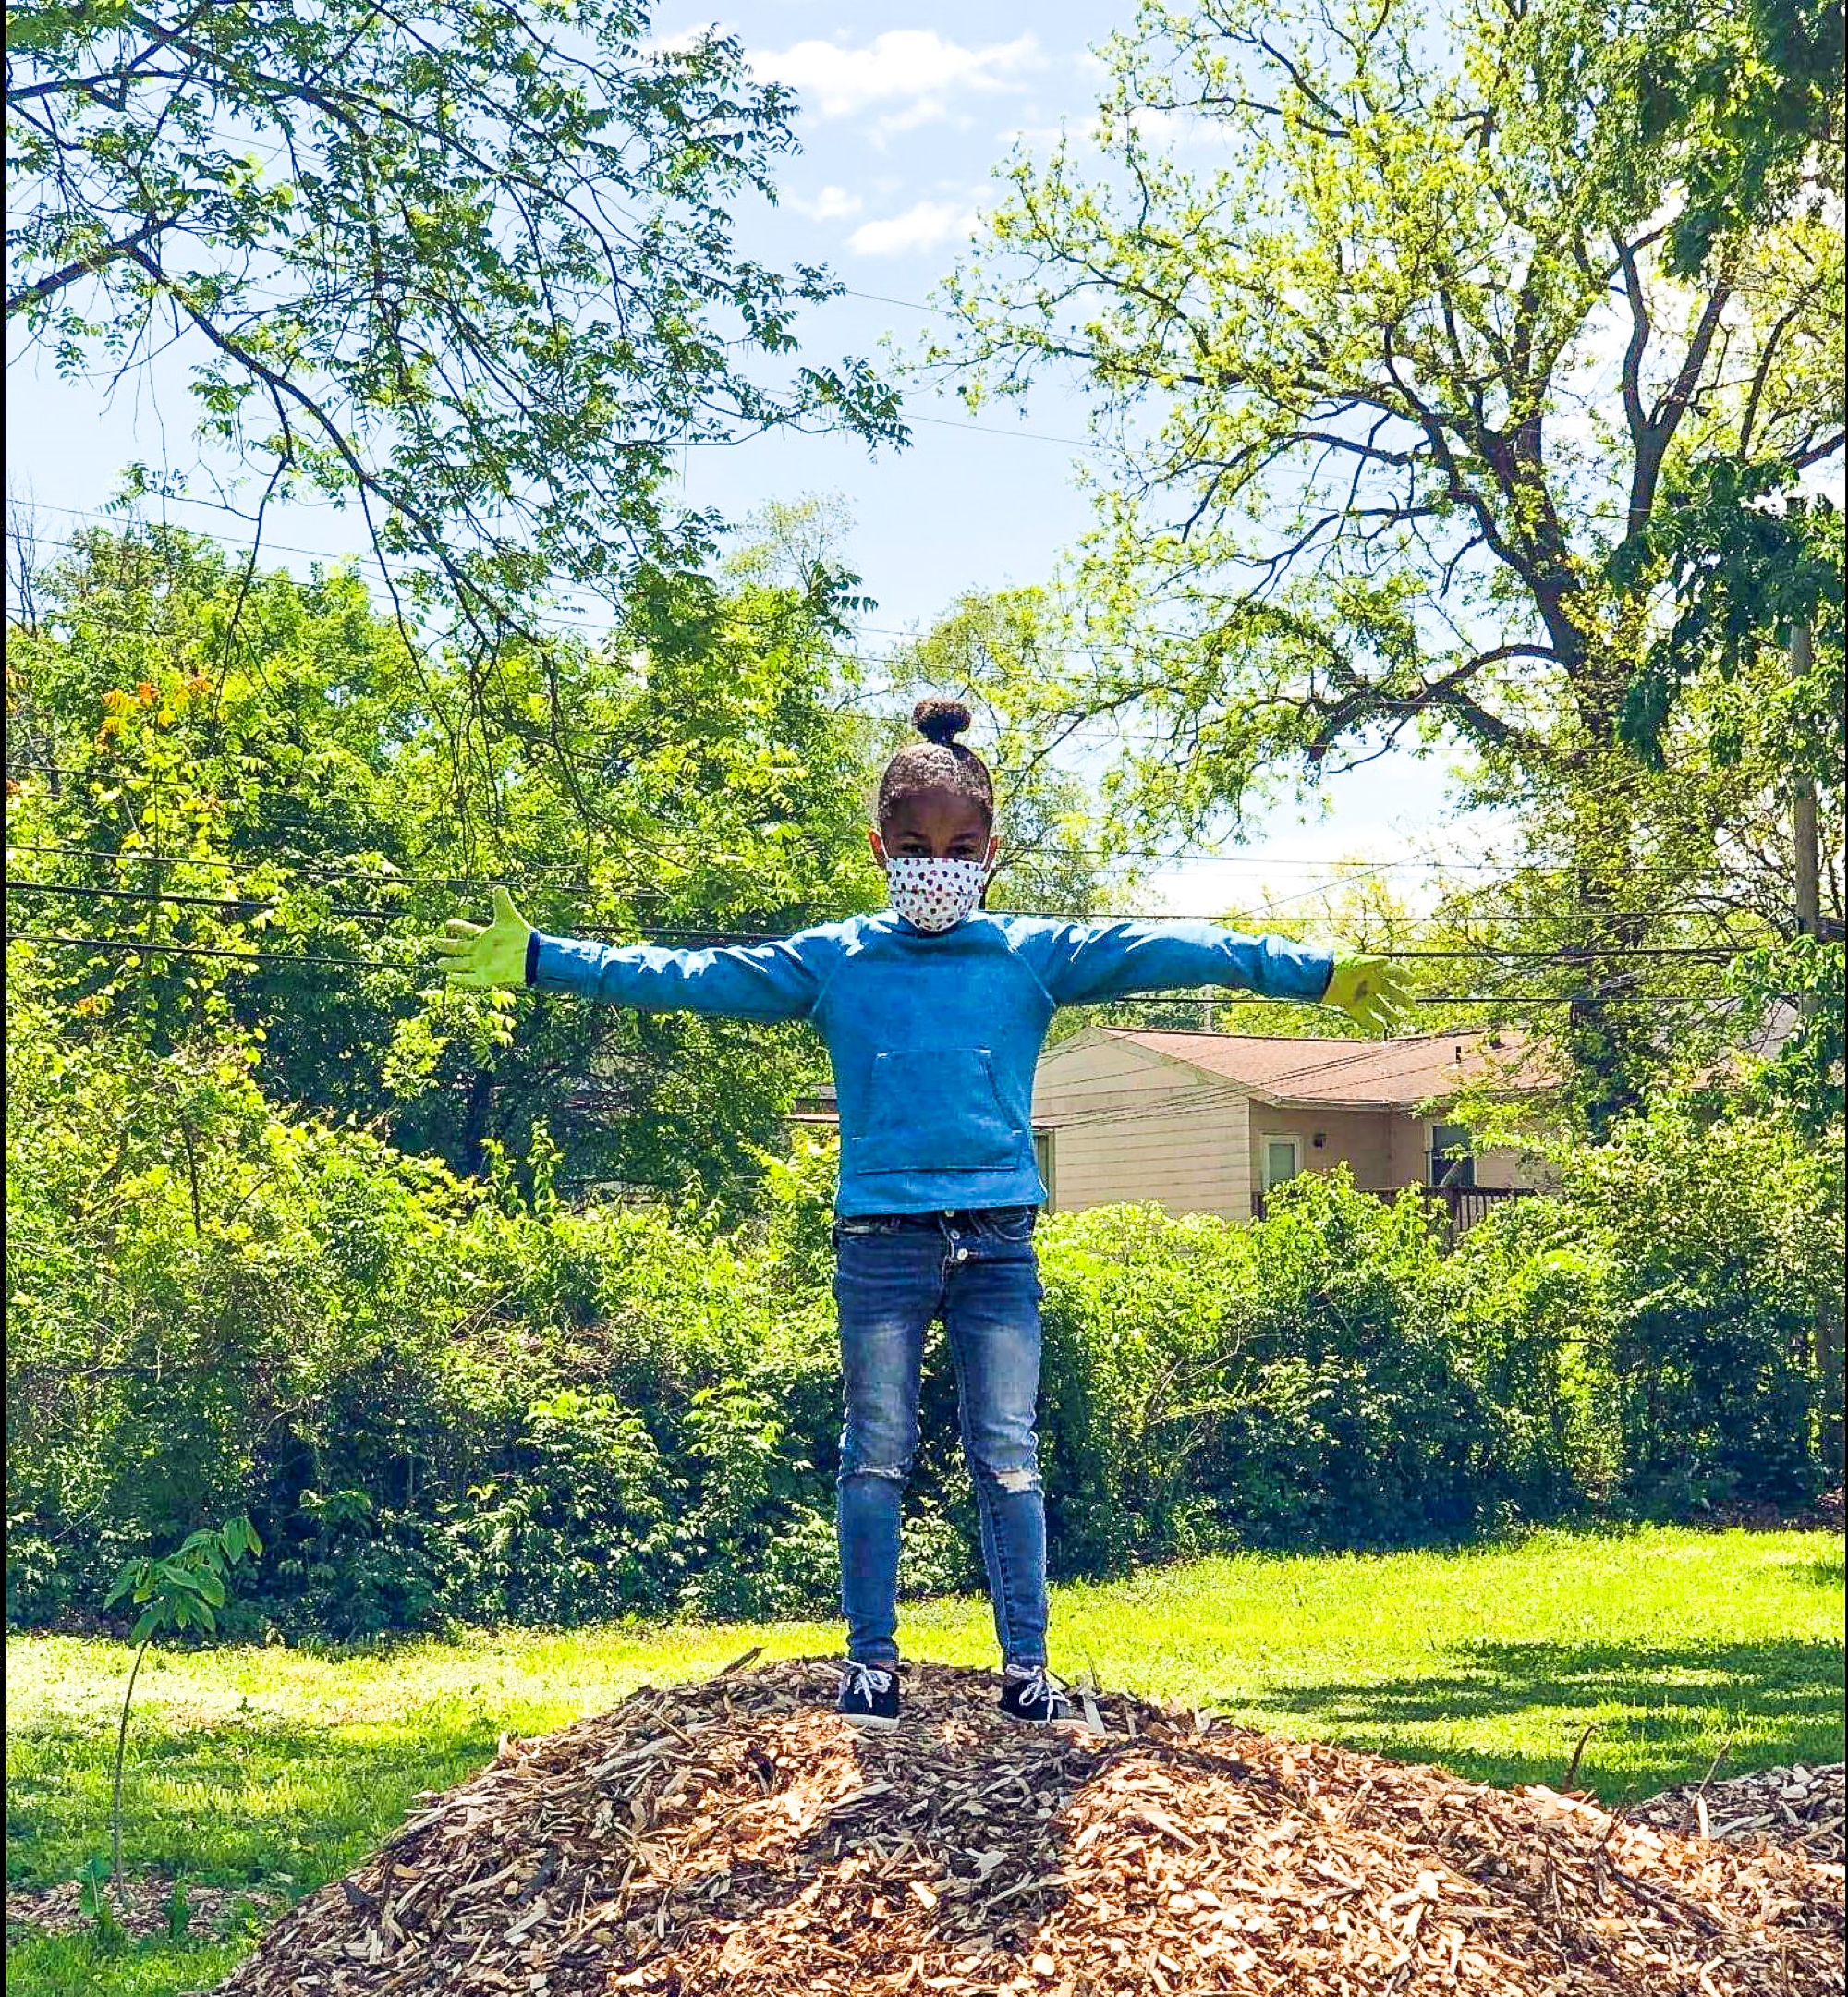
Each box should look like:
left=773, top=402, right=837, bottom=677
left=9, top=510, right=1555, bottom=737
left=5, top=570, right=1187, bottom=747
left=3, top=881, right=790, bottom=943
left=4, top=877, right=1747, bottom=957
left=2, top=931, right=1730, bottom=1003
left=840, top=287, right=950, bottom=318
left=5, top=831, right=1730, bottom=897
left=5, top=932, right=393, bottom=970
left=0, top=864, right=1725, bottom=928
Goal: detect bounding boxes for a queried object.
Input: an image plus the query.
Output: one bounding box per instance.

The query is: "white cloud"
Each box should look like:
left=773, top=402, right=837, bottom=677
left=788, top=185, right=864, bottom=222
left=847, top=199, right=979, bottom=257
left=749, top=30, right=1042, bottom=124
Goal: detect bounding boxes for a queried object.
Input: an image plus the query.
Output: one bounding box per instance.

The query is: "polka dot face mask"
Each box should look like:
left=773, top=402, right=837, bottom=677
left=883, top=853, right=992, bottom=933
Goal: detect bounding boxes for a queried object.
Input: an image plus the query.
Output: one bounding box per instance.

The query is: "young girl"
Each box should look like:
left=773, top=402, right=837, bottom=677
left=437, top=699, right=1407, bottom=1728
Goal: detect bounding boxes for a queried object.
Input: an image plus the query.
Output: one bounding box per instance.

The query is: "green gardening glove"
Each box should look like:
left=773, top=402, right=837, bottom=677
left=433, top=885, right=533, bottom=991
left=1321, top=953, right=1413, bottom=1035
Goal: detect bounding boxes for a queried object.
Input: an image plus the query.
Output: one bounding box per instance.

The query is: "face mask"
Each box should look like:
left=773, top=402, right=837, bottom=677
left=883, top=853, right=991, bottom=933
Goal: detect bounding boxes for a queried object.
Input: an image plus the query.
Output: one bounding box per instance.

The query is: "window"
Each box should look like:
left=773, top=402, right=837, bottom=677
left=1262, top=1136, right=1302, bottom=1191
left=1429, top=1122, right=1476, bottom=1187
left=1033, top=1129, right=1055, bottom=1208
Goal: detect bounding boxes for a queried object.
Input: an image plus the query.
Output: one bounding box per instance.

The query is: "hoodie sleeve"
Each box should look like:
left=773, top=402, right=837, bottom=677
left=526, top=925, right=836, bottom=1022
left=1015, top=917, right=1335, bottom=1008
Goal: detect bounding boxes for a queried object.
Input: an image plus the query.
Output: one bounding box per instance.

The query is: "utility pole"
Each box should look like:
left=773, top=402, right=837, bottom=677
left=1791, top=616, right=1821, bottom=980
left=1790, top=611, right=1841, bottom=1480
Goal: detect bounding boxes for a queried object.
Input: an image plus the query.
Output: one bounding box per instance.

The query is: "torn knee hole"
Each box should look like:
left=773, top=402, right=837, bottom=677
left=993, top=1467, right=1040, bottom=1493
left=847, top=1462, right=908, bottom=1483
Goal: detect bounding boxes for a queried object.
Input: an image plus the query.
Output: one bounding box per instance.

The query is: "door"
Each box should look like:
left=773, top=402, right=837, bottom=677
left=1033, top=1128, right=1055, bottom=1208
left=1428, top=1122, right=1476, bottom=1187
left=1261, top=1135, right=1302, bottom=1192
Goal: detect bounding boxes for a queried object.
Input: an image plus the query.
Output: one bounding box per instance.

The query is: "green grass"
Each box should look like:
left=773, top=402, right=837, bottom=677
left=7, top=1522, right=1842, bottom=1997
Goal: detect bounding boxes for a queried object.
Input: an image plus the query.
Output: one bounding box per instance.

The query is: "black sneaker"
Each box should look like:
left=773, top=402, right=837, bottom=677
left=1000, top=1664, right=1083, bottom=1727
left=836, top=1660, right=901, bottom=1729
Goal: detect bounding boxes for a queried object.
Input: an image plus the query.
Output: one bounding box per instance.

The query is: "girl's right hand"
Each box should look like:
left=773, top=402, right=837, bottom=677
left=433, top=885, right=533, bottom=990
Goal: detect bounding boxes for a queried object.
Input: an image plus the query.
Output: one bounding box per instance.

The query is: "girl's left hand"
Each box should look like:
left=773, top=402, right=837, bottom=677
left=1322, top=954, right=1413, bottom=1035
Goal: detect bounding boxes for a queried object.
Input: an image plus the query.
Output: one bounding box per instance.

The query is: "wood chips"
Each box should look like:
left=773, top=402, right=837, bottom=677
left=1625, top=1761, right=1844, bottom=1865
left=215, top=1659, right=1843, bottom=1997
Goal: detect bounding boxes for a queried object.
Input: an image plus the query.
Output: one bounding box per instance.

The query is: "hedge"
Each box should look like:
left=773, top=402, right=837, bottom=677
left=6, top=1014, right=1839, bottom=1635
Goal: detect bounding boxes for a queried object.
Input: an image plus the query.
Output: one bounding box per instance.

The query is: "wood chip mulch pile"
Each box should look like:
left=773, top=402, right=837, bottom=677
left=1625, top=1761, right=1844, bottom=1865
left=215, top=1659, right=1843, bottom=1997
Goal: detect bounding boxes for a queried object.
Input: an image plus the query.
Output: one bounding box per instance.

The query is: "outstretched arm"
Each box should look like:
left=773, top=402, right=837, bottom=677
left=1027, top=917, right=1336, bottom=1007
left=434, top=887, right=823, bottom=1023
left=1020, top=918, right=1412, bottom=1031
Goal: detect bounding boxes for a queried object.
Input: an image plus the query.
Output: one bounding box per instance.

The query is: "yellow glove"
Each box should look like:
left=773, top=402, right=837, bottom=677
left=1321, top=953, right=1413, bottom=1035
left=432, top=885, right=533, bottom=991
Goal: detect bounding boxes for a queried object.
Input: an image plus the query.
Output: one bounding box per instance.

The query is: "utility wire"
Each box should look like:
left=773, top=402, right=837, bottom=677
left=4, top=880, right=1745, bottom=957
left=6, top=932, right=392, bottom=970
left=9, top=506, right=1559, bottom=715
left=1, top=931, right=1726, bottom=1003
left=0, top=855, right=1725, bottom=926
left=3, top=835, right=1734, bottom=895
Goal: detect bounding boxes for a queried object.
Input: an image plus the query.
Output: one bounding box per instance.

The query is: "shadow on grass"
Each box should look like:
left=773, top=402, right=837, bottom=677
left=1248, top=1637, right=1846, bottom=1801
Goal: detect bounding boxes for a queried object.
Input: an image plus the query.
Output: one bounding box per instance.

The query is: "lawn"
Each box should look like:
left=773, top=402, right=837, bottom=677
left=6, top=1521, right=1842, bottom=1996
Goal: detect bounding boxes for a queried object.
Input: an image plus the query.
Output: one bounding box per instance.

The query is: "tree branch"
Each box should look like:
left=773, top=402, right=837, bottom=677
left=6, top=215, right=183, bottom=318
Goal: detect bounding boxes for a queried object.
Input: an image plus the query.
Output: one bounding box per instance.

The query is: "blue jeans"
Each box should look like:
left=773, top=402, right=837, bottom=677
left=831, top=1204, right=1047, bottom=1671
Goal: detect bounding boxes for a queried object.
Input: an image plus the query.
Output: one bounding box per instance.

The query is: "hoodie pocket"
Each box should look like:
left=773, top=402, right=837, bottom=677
left=849, top=1048, right=1024, bottom=1175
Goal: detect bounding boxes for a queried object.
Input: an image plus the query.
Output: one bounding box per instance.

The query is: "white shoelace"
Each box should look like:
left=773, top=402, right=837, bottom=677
left=839, top=1662, right=894, bottom=1703
left=1006, top=1664, right=1066, bottom=1711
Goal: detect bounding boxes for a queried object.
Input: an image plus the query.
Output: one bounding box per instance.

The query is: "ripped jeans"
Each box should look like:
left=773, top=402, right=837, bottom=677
left=831, top=1204, right=1048, bottom=1672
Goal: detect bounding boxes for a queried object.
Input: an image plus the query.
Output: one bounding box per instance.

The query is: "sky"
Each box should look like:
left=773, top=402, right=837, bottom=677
left=5, top=1, right=1512, bottom=919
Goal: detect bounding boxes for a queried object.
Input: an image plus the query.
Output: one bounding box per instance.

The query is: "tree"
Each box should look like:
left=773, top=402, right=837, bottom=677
left=103, top=1519, right=261, bottom=1901
left=4, top=518, right=890, bottom=1211
left=933, top=0, right=1844, bottom=1126
left=6, top=0, right=904, bottom=635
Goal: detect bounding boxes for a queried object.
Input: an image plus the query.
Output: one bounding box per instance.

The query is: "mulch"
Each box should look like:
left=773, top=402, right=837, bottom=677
left=1626, top=1761, right=1843, bottom=1866
left=4, top=1875, right=286, bottom=1942
left=209, top=1658, right=1844, bottom=1997
left=1679, top=1487, right=1844, bottom=1535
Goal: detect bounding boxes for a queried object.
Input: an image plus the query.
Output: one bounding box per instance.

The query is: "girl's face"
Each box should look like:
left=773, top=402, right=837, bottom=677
left=869, top=786, right=998, bottom=871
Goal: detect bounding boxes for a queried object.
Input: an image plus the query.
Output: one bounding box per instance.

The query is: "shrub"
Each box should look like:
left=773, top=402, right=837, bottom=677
left=8, top=992, right=1838, bottom=1632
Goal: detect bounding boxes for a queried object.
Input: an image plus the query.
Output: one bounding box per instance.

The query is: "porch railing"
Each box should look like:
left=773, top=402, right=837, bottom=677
left=1249, top=1182, right=1533, bottom=1243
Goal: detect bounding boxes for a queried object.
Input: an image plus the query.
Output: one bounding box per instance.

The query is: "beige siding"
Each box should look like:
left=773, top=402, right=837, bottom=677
left=1046, top=1094, right=1251, bottom=1220
left=1475, top=1144, right=1544, bottom=1190
left=1388, top=1113, right=1428, bottom=1186
left=1033, top=1034, right=1206, bottom=1121
left=1249, top=1105, right=1396, bottom=1197
left=1031, top=1031, right=1547, bottom=1222
left=1034, top=1034, right=1253, bottom=1219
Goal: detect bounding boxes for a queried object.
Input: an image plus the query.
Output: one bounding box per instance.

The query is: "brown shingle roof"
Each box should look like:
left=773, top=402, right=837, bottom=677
left=1104, top=1029, right=1551, bottom=1107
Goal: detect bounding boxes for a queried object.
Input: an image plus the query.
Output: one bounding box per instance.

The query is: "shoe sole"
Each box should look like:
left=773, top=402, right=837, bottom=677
left=840, top=1711, right=901, bottom=1731
left=1000, top=1708, right=1092, bottom=1732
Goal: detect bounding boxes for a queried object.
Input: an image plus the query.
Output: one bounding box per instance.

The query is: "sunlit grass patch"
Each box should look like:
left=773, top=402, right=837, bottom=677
left=6, top=1522, right=1841, bottom=1997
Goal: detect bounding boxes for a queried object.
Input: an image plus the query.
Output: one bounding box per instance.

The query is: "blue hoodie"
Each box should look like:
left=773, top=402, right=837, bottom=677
left=529, top=912, right=1334, bottom=1216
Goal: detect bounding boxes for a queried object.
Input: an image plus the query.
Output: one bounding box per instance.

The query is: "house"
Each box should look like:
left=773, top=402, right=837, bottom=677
left=1030, top=1026, right=1552, bottom=1231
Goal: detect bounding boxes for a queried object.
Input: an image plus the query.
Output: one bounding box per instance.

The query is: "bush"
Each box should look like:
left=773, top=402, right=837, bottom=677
left=7, top=987, right=1839, bottom=1633
left=1487, top=1104, right=1837, bottom=1517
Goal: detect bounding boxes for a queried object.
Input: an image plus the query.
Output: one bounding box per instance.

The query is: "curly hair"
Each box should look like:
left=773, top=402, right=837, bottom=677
left=875, top=698, right=994, bottom=828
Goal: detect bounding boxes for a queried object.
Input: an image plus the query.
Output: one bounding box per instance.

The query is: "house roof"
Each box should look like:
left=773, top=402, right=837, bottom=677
left=1096, top=1029, right=1551, bottom=1108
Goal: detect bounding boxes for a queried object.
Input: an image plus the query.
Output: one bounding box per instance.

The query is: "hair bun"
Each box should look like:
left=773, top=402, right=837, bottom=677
left=912, top=697, right=973, bottom=746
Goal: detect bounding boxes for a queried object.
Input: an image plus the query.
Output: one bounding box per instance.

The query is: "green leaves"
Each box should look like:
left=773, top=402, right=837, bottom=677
left=6, top=0, right=906, bottom=629
left=103, top=1517, right=263, bottom=1645
left=1615, top=470, right=1843, bottom=770
left=929, top=0, right=1841, bottom=1126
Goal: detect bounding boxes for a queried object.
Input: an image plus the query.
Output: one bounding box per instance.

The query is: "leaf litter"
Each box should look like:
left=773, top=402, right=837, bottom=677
left=213, top=1659, right=1842, bottom=1996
